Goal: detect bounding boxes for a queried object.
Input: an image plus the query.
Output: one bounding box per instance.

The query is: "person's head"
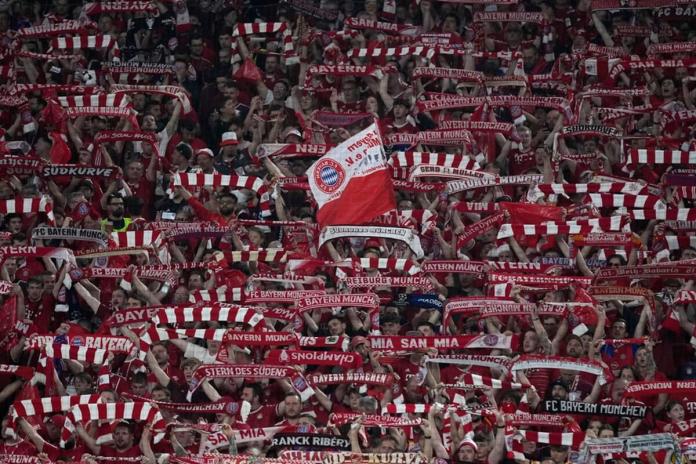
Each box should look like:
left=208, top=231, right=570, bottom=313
left=610, top=378, right=628, bottom=402
left=195, top=148, right=215, bottom=171
left=74, top=372, right=93, bottom=394
left=26, top=277, right=43, bottom=301
left=187, top=270, right=205, bottom=290
left=130, top=372, right=148, bottom=396
left=619, top=366, right=636, bottom=382
left=661, top=77, right=677, bottom=98
left=442, top=13, right=460, bottom=33
left=358, top=396, right=378, bottom=414
left=151, top=385, right=171, bottom=402
left=522, top=330, right=539, bottom=353
left=112, top=422, right=135, bottom=450
left=393, top=98, right=410, bottom=119
left=342, top=79, right=360, bottom=104
left=608, top=254, right=627, bottom=267
left=586, top=419, right=602, bottom=435
left=550, top=379, right=569, bottom=400
left=284, top=392, right=302, bottom=418
left=518, top=125, right=532, bottom=147
left=106, top=193, right=125, bottom=219
left=373, top=436, right=398, bottom=453
left=505, top=22, right=523, bottom=46
left=218, top=192, right=237, bottom=217
left=522, top=44, right=539, bottom=70
left=221, top=97, right=239, bottom=118
left=265, top=54, right=280, bottom=74
left=4, top=213, right=23, bottom=233
left=272, top=80, right=290, bottom=101
left=380, top=312, right=401, bottom=335
left=456, top=439, right=478, bottom=462
left=151, top=342, right=169, bottom=366
left=327, top=316, right=346, bottom=336
left=565, top=335, right=583, bottom=358
left=681, top=247, right=696, bottom=261
left=181, top=358, right=200, bottom=382
left=100, top=389, right=116, bottom=403
left=190, top=35, right=205, bottom=57
left=242, top=383, right=263, bottom=406
left=416, top=321, right=436, bottom=336
left=611, top=319, right=628, bottom=339
left=549, top=445, right=569, bottom=463
left=598, top=424, right=615, bottom=438
left=667, top=400, right=686, bottom=422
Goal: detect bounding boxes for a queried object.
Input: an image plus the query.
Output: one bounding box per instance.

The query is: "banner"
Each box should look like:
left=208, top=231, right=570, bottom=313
left=270, top=433, right=350, bottom=451
left=544, top=400, right=646, bottom=418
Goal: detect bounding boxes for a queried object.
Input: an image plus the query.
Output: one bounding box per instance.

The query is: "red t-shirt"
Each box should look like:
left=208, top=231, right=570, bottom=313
left=245, top=404, right=279, bottom=429
left=0, top=440, right=38, bottom=456
left=99, top=444, right=141, bottom=462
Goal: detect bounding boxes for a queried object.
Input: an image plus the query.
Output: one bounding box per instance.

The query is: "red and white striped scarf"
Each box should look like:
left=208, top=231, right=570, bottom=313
left=625, top=148, right=696, bottom=167
left=58, top=93, right=128, bottom=108
left=507, top=430, right=584, bottom=460
left=629, top=208, right=696, bottom=221
left=389, top=151, right=480, bottom=172
left=587, top=193, right=665, bottom=209
left=0, top=197, right=54, bottom=223
left=497, top=216, right=626, bottom=239
left=233, top=22, right=287, bottom=36
left=111, top=230, right=162, bottom=248
left=61, top=402, right=165, bottom=446
left=50, top=35, right=120, bottom=61
left=513, top=355, right=610, bottom=384
left=7, top=394, right=99, bottom=439
left=189, top=286, right=245, bottom=304
left=532, top=182, right=647, bottom=197
left=349, top=257, right=422, bottom=275
left=44, top=344, right=108, bottom=364
left=170, top=173, right=271, bottom=217
left=347, top=46, right=435, bottom=59
left=150, top=304, right=263, bottom=327
left=224, top=250, right=288, bottom=263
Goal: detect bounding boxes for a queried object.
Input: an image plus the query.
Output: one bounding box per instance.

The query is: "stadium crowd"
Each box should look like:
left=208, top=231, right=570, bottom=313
left=1, top=0, right=696, bottom=463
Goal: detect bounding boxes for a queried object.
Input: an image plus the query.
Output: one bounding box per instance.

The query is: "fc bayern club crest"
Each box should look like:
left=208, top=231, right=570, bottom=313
left=314, top=158, right=345, bottom=194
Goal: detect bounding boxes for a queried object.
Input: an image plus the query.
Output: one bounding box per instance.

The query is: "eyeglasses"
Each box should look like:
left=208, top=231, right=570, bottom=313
left=109, top=202, right=124, bottom=206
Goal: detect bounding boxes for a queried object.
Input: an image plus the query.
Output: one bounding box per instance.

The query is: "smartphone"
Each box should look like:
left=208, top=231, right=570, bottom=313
left=162, top=211, right=176, bottom=221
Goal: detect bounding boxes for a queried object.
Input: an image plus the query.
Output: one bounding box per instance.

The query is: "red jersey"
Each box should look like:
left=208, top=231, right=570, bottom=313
left=509, top=146, right=536, bottom=175
left=245, top=404, right=279, bottom=429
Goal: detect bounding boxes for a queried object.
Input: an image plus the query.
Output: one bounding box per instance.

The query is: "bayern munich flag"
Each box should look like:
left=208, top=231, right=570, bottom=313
left=307, top=123, right=396, bottom=227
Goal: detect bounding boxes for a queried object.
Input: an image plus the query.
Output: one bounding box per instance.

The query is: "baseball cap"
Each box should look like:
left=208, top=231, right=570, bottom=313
left=220, top=131, right=239, bottom=147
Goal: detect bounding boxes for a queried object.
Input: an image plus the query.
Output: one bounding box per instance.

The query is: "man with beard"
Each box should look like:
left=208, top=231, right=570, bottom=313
left=177, top=186, right=240, bottom=226
left=100, top=193, right=131, bottom=232
left=77, top=421, right=142, bottom=459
